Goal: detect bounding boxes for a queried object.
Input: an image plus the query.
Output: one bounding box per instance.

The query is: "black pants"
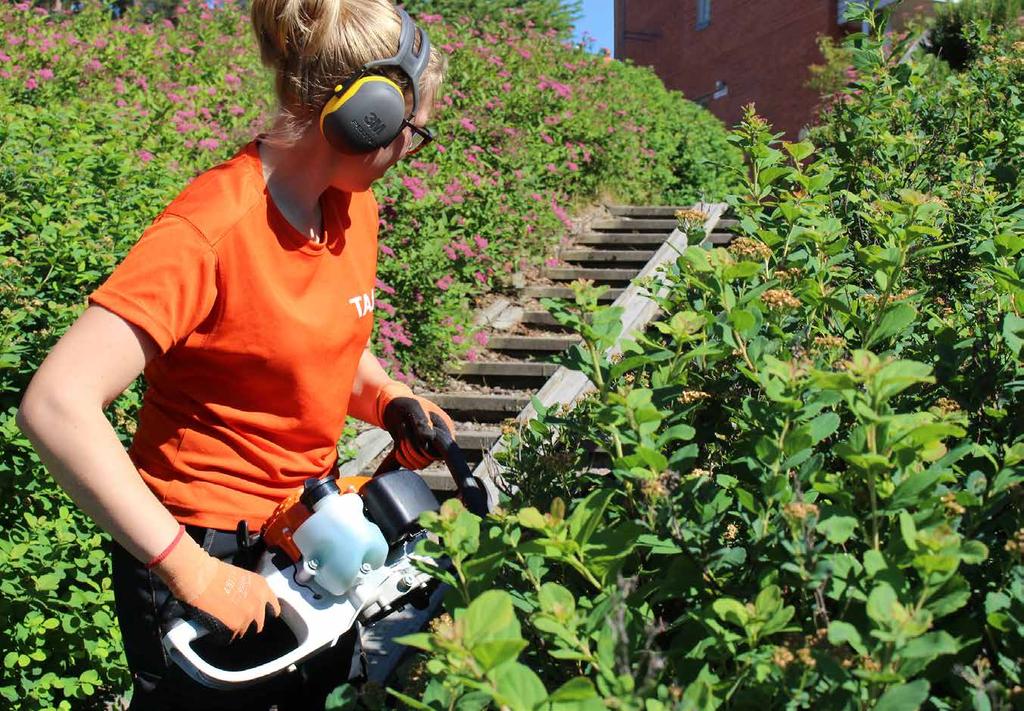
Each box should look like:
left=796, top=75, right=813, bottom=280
left=108, top=525, right=365, bottom=710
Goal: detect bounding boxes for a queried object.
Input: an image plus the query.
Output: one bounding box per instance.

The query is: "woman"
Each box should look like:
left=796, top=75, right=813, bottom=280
left=16, top=0, right=452, bottom=707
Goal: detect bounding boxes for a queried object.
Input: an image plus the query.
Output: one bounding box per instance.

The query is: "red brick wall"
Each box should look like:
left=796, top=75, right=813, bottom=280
left=615, top=0, right=846, bottom=137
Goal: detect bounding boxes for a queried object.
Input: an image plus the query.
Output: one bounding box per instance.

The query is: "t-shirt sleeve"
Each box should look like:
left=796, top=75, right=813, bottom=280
left=89, top=215, right=218, bottom=354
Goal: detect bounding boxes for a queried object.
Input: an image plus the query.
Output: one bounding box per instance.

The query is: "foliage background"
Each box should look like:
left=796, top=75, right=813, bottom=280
left=387, top=7, right=1024, bottom=709
left=0, top=0, right=737, bottom=707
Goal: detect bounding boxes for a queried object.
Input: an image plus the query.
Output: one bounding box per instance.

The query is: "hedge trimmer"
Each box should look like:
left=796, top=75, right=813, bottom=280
left=161, top=430, right=488, bottom=689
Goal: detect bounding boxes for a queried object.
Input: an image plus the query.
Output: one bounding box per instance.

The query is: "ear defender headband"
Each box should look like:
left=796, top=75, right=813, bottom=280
left=319, top=8, right=431, bottom=154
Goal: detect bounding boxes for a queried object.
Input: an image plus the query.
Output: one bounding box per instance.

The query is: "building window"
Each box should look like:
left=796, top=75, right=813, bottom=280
left=697, top=0, right=711, bottom=29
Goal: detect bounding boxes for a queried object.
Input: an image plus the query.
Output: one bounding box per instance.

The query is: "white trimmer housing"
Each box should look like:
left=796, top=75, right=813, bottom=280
left=162, top=534, right=434, bottom=690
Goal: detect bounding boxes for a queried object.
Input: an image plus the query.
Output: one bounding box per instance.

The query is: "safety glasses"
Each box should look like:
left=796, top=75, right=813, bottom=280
left=402, top=119, right=435, bottom=157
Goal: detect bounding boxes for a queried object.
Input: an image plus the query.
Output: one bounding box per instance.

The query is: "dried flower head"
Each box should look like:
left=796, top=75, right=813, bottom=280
left=941, top=492, right=966, bottom=516
left=724, top=523, right=739, bottom=542
left=935, top=397, right=961, bottom=414
left=674, top=208, right=709, bottom=230
left=772, top=646, right=795, bottom=669
left=1005, top=528, right=1024, bottom=555
left=813, top=335, right=847, bottom=350
left=775, top=267, right=803, bottom=282
left=678, top=390, right=712, bottom=405
left=762, top=289, right=801, bottom=310
left=783, top=501, right=820, bottom=522
left=797, top=647, right=816, bottom=668
left=728, top=237, right=772, bottom=261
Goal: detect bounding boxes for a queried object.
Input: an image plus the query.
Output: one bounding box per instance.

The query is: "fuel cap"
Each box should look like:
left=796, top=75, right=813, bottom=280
left=300, top=477, right=340, bottom=510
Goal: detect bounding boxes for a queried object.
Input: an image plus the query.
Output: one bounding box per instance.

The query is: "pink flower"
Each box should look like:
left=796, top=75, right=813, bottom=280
left=465, top=348, right=478, bottom=362
left=229, top=105, right=245, bottom=116
left=0, top=52, right=10, bottom=63
left=24, top=77, right=37, bottom=90
left=473, top=235, right=488, bottom=250
left=567, top=161, right=579, bottom=171
left=474, top=271, right=487, bottom=284
left=179, top=46, right=195, bottom=56
left=474, top=331, right=489, bottom=346
left=452, top=334, right=464, bottom=345
left=224, top=73, right=241, bottom=89
left=436, top=274, right=454, bottom=291
left=137, top=150, right=154, bottom=162
left=379, top=244, right=395, bottom=257
left=197, top=138, right=220, bottom=150
left=37, top=68, right=54, bottom=81
left=375, top=278, right=396, bottom=295
left=459, top=118, right=477, bottom=132
left=401, top=175, right=427, bottom=199
left=114, top=78, right=125, bottom=95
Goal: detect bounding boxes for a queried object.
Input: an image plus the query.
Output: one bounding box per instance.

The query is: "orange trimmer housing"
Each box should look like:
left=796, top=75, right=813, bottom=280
left=261, top=476, right=372, bottom=562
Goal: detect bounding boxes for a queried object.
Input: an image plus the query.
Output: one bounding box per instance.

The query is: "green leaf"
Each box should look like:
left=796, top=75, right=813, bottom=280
left=874, top=680, right=929, bottom=711
left=866, top=583, right=899, bottom=625
left=464, top=590, right=521, bottom=649
left=828, top=621, right=868, bottom=656
left=783, top=141, right=815, bottom=162
left=566, top=489, right=615, bottom=546
left=867, top=302, right=919, bottom=348
left=807, top=412, right=840, bottom=444
left=548, top=677, right=599, bottom=702
left=754, top=586, right=783, bottom=618
left=898, top=631, right=958, bottom=661
left=817, top=516, right=858, bottom=544
left=712, top=598, right=749, bottom=627
left=489, top=663, right=547, bottom=711
left=324, top=683, right=359, bottom=710
left=899, top=511, right=918, bottom=551
left=872, top=359, right=934, bottom=402
left=1003, top=313, right=1024, bottom=358
left=472, top=640, right=529, bottom=672
left=538, top=583, right=576, bottom=620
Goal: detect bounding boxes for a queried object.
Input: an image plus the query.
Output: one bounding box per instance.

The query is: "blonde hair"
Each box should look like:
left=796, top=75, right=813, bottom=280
left=251, top=0, right=447, bottom=148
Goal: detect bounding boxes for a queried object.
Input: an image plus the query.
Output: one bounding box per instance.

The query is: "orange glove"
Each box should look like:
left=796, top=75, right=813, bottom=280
left=375, top=381, right=456, bottom=471
left=149, top=526, right=281, bottom=641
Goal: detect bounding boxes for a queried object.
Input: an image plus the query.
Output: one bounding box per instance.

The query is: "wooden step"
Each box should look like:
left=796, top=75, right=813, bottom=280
left=521, top=286, right=624, bottom=301
left=447, top=361, right=559, bottom=377
left=520, top=310, right=563, bottom=328
left=543, top=267, right=638, bottom=284
left=605, top=205, right=687, bottom=218
left=573, top=233, right=671, bottom=247
left=452, top=427, right=501, bottom=452
left=487, top=335, right=580, bottom=351
left=590, top=218, right=678, bottom=231
left=558, top=248, right=657, bottom=264
left=704, top=231, right=736, bottom=246
left=422, top=392, right=531, bottom=416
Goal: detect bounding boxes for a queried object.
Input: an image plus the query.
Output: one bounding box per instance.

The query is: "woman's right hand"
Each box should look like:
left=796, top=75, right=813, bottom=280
left=151, top=528, right=282, bottom=641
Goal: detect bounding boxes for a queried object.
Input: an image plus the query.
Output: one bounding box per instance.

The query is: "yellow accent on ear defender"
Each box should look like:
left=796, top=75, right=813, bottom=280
left=319, top=75, right=407, bottom=154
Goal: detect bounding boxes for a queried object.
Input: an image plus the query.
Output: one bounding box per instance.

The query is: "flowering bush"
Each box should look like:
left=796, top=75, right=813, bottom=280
left=381, top=11, right=1024, bottom=709
left=0, top=1, right=737, bottom=707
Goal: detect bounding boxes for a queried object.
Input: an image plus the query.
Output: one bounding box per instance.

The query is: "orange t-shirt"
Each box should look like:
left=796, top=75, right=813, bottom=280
left=89, top=139, right=379, bottom=531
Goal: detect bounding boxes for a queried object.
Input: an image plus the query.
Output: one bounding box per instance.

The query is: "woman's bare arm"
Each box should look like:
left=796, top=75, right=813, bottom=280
left=16, top=305, right=181, bottom=563
left=346, top=346, right=394, bottom=427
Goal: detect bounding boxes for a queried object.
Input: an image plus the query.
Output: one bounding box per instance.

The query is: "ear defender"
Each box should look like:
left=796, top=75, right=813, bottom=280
left=320, top=8, right=431, bottom=155
left=320, top=74, right=407, bottom=154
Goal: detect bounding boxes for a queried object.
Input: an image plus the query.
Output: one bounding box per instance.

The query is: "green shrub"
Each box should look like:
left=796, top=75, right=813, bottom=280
left=925, top=0, right=1024, bottom=69
left=388, top=10, right=1024, bottom=708
left=403, top=0, right=581, bottom=36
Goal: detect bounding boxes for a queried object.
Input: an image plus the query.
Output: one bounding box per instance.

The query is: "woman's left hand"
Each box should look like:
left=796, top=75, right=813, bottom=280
left=380, top=393, right=456, bottom=470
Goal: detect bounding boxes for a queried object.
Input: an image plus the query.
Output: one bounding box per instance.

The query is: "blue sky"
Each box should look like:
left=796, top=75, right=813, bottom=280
left=572, top=0, right=615, bottom=55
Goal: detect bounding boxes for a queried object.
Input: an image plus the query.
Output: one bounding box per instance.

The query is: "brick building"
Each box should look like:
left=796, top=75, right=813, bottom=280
left=614, top=0, right=935, bottom=137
